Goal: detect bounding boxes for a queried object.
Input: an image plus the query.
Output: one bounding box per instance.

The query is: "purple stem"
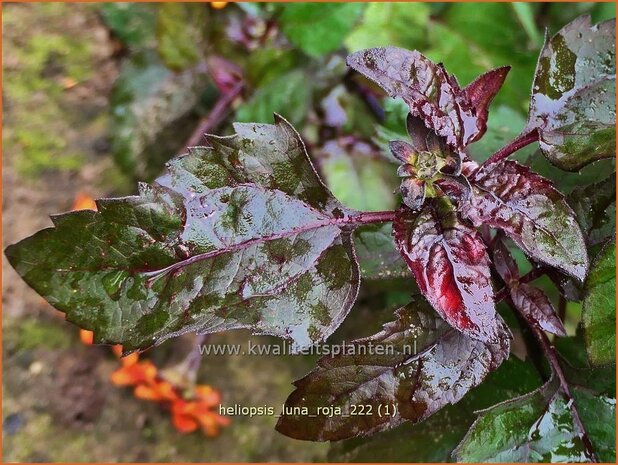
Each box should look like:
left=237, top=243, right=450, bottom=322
left=482, top=128, right=539, bottom=166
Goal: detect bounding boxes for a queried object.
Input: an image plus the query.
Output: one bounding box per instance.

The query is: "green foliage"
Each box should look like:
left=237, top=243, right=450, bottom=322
left=583, top=240, right=616, bottom=365
left=99, top=3, right=156, bottom=49
left=156, top=3, right=207, bottom=70
left=279, top=3, right=365, bottom=57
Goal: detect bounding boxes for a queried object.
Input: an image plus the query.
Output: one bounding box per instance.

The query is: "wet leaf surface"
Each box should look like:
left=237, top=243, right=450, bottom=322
left=582, top=239, right=616, bottom=366
left=346, top=47, right=508, bottom=150
left=393, top=199, right=499, bottom=342
left=453, top=378, right=612, bottom=462
left=527, top=15, right=616, bottom=171
left=276, top=298, right=510, bottom=441
left=328, top=356, right=542, bottom=462
left=5, top=117, right=361, bottom=352
left=461, top=160, right=588, bottom=281
left=353, top=223, right=409, bottom=281
left=493, top=240, right=566, bottom=336
left=568, top=173, right=616, bottom=246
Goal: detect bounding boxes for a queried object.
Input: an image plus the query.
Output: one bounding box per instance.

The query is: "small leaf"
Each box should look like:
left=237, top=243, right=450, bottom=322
left=276, top=298, right=510, bottom=441
left=454, top=379, right=610, bottom=462
left=462, top=66, right=511, bottom=130
left=5, top=116, right=360, bottom=352
left=279, top=3, right=365, bottom=58
left=493, top=240, right=566, bottom=336
left=527, top=15, right=616, bottom=171
left=393, top=199, right=500, bottom=342
left=347, top=47, right=509, bottom=149
left=582, top=239, right=616, bottom=365
left=461, top=160, right=588, bottom=281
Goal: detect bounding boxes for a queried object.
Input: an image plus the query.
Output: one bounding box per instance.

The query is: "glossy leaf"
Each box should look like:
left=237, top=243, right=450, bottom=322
left=276, top=298, right=510, bottom=441
left=461, top=160, right=588, bottom=281
left=328, top=356, right=543, bottom=462
left=346, top=47, right=509, bottom=149
left=582, top=240, right=616, bottom=365
left=393, top=199, right=500, bottom=342
left=279, top=3, right=365, bottom=58
left=110, top=52, right=209, bottom=179
left=527, top=15, right=616, bottom=171
left=5, top=116, right=361, bottom=352
left=493, top=240, right=566, bottom=336
left=454, top=380, right=615, bottom=462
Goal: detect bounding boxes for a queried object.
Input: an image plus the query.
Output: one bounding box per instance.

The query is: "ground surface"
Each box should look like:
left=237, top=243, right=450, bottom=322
left=1, top=4, right=332, bottom=461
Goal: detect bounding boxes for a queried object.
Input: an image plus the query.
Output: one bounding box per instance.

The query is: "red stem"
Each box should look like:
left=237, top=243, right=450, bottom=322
left=183, top=81, right=244, bottom=151
left=482, top=128, right=539, bottom=166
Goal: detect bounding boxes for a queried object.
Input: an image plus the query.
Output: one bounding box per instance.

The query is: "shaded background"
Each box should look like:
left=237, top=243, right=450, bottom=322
left=2, top=2, right=615, bottom=462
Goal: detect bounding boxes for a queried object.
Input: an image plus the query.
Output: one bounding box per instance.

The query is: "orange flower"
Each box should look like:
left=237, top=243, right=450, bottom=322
left=134, top=380, right=179, bottom=402
left=210, top=2, right=228, bottom=9
left=171, top=390, right=230, bottom=436
left=72, top=192, right=97, bottom=211
left=79, top=329, right=94, bottom=345
left=111, top=359, right=157, bottom=386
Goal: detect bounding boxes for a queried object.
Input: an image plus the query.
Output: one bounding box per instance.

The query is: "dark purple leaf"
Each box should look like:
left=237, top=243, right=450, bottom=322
left=5, top=116, right=361, bottom=352
left=527, top=15, right=616, bottom=171
left=346, top=47, right=509, bottom=149
left=393, top=198, right=500, bottom=342
left=493, top=241, right=566, bottom=337
left=568, top=173, right=616, bottom=246
left=460, top=160, right=588, bottom=282
left=276, top=299, right=510, bottom=441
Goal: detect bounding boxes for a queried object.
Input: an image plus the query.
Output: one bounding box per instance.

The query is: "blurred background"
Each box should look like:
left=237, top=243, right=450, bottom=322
left=2, top=2, right=615, bottom=462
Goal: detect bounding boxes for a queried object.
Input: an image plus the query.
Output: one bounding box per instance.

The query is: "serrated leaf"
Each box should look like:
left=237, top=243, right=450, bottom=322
left=493, top=240, right=566, bottom=336
left=279, top=3, right=365, bottom=58
left=346, top=47, right=508, bottom=150
left=582, top=239, right=616, bottom=365
left=110, top=52, right=209, bottom=179
left=156, top=3, right=207, bottom=70
left=461, top=160, right=588, bottom=281
left=353, top=223, right=409, bottom=281
left=454, top=380, right=615, bottom=462
left=276, top=298, right=510, bottom=441
left=328, top=356, right=542, bottom=462
left=527, top=15, right=616, bottom=171
left=5, top=116, right=361, bottom=352
left=344, top=2, right=430, bottom=52
left=236, top=70, right=311, bottom=127
left=393, top=199, right=499, bottom=342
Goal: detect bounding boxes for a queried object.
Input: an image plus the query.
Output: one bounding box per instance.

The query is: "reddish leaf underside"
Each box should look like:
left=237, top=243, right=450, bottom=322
left=393, top=198, right=499, bottom=342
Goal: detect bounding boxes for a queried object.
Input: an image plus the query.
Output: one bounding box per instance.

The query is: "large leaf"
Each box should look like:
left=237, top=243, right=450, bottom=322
left=527, top=15, right=616, bottom=171
left=276, top=298, right=510, bottom=441
left=279, top=3, right=365, bottom=58
left=346, top=47, right=509, bottom=150
left=328, top=356, right=543, bottom=462
left=582, top=239, right=616, bottom=366
left=493, top=240, right=566, bottom=336
left=393, top=199, right=499, bottom=342
left=454, top=380, right=615, bottom=462
left=460, top=160, right=588, bottom=281
left=110, top=52, right=209, bottom=179
left=5, top=116, right=361, bottom=352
